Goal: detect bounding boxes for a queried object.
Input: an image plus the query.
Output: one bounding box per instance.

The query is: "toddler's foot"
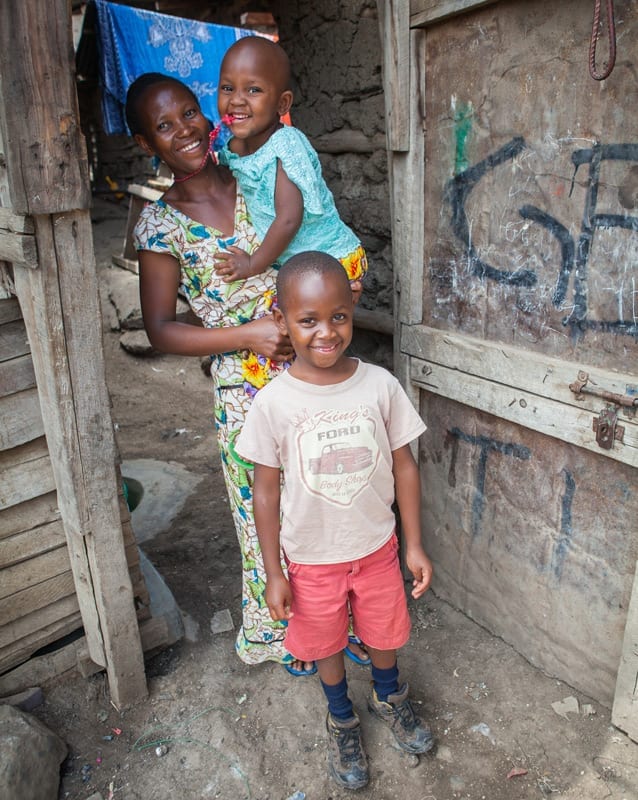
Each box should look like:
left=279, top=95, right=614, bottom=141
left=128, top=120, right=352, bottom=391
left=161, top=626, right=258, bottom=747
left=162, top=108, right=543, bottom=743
left=326, top=712, right=369, bottom=790
left=367, top=683, right=434, bottom=754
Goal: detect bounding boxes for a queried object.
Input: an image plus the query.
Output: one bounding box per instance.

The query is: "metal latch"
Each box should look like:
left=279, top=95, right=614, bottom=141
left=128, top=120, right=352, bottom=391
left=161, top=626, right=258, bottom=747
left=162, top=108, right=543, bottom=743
left=592, top=406, right=625, bottom=449
left=569, top=370, right=638, bottom=411
left=568, top=370, right=634, bottom=450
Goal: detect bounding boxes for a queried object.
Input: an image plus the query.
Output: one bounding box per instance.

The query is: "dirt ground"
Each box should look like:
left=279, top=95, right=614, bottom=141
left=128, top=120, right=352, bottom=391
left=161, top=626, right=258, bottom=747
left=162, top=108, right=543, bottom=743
left=31, top=199, right=638, bottom=800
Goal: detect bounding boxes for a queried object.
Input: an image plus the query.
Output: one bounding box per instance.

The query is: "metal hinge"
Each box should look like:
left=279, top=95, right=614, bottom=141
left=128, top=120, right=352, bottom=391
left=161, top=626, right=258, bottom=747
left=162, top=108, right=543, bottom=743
left=592, top=406, right=625, bottom=449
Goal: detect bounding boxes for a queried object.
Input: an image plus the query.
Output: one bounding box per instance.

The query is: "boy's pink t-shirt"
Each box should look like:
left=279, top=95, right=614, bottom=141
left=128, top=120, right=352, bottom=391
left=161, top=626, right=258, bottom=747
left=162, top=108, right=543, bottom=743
left=236, top=360, right=426, bottom=565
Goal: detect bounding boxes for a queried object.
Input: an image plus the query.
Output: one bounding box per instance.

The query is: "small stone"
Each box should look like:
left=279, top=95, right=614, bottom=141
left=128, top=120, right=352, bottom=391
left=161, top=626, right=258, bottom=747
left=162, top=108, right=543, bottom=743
left=155, top=744, right=169, bottom=757
left=210, top=608, right=234, bottom=634
left=402, top=752, right=420, bottom=767
left=119, top=329, right=157, bottom=357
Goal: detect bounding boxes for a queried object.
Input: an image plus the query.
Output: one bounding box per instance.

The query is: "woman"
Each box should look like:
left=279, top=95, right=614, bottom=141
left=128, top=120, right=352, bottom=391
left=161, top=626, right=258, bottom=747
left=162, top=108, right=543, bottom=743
left=126, top=72, right=313, bottom=673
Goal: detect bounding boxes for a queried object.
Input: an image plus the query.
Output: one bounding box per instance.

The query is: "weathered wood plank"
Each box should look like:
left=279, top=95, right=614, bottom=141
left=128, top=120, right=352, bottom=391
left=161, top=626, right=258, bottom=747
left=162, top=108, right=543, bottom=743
left=410, top=0, right=499, bottom=26
left=0, top=319, right=30, bottom=362
left=0, top=435, right=48, bottom=469
left=0, top=570, right=75, bottom=626
left=0, top=594, right=80, bottom=652
left=3, top=0, right=146, bottom=706
left=378, top=0, right=410, bottom=151
left=388, top=28, right=427, bottom=430
left=0, top=599, right=82, bottom=680
left=0, top=614, right=171, bottom=695
left=0, top=1, right=90, bottom=214
left=0, top=452, right=56, bottom=511
left=0, top=296, right=22, bottom=325
left=406, top=327, right=638, bottom=467
left=14, top=211, right=147, bottom=705
left=312, top=130, right=387, bottom=154
left=0, top=519, right=66, bottom=568
left=403, top=324, right=638, bottom=425
left=0, top=387, right=44, bottom=450
left=0, top=544, right=70, bottom=600
left=612, top=560, right=638, bottom=742
left=0, top=208, right=35, bottom=235
left=0, top=353, right=36, bottom=396
left=0, top=229, right=38, bottom=268
left=0, top=491, right=60, bottom=539
left=0, top=264, right=15, bottom=301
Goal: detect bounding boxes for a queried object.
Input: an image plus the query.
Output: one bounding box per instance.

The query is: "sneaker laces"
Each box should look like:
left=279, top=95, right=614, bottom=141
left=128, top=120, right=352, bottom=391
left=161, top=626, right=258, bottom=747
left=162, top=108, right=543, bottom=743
left=333, top=725, right=363, bottom=763
left=392, top=698, right=419, bottom=731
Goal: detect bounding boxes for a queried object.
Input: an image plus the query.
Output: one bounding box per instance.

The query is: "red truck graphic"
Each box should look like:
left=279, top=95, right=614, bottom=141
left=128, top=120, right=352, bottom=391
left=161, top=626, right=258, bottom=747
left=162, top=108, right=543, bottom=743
left=308, top=442, right=373, bottom=475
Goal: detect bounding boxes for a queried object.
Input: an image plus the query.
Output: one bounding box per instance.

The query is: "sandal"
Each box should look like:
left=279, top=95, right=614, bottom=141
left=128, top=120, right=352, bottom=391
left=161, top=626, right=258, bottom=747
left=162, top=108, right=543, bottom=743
left=284, top=661, right=317, bottom=677
left=344, top=635, right=371, bottom=666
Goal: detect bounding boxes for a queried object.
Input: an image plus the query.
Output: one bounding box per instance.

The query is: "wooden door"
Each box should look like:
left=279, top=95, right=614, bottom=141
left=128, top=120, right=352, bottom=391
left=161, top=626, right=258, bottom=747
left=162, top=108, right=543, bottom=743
left=384, top=0, right=638, bottom=727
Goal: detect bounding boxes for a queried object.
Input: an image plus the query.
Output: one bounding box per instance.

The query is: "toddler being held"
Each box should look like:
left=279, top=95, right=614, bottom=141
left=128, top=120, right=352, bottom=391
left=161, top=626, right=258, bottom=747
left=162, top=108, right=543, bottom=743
left=214, top=37, right=367, bottom=296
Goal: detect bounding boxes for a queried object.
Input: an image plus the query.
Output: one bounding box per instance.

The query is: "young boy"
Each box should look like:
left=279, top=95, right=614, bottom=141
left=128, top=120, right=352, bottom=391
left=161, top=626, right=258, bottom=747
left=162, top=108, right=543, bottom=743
left=236, top=251, right=434, bottom=790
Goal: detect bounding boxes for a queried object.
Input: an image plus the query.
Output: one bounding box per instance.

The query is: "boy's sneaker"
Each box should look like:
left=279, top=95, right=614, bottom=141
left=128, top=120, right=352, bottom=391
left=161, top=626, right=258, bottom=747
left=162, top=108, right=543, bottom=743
left=367, top=683, right=434, bottom=754
left=326, top=712, right=369, bottom=790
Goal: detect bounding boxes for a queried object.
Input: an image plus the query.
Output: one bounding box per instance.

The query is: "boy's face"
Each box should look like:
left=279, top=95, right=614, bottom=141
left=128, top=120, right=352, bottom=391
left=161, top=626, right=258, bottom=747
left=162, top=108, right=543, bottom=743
left=218, top=41, right=292, bottom=154
left=275, top=271, right=355, bottom=381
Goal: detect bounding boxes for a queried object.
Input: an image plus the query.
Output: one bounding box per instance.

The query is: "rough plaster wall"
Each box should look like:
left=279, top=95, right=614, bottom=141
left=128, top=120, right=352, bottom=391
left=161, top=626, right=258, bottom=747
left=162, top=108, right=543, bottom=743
left=419, top=0, right=638, bottom=705
left=270, top=0, right=393, bottom=367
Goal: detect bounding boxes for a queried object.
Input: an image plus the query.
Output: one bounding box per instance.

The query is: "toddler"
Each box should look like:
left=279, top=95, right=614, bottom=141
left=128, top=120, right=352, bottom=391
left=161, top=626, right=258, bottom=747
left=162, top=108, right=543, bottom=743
left=214, top=37, right=367, bottom=294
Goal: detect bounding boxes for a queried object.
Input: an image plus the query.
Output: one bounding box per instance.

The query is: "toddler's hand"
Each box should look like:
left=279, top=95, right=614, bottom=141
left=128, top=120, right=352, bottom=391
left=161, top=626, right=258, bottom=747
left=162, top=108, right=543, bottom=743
left=215, top=246, right=263, bottom=282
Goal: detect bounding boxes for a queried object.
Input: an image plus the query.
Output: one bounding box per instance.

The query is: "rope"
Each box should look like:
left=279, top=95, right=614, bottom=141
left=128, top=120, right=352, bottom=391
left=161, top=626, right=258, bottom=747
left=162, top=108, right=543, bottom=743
left=589, top=0, right=616, bottom=81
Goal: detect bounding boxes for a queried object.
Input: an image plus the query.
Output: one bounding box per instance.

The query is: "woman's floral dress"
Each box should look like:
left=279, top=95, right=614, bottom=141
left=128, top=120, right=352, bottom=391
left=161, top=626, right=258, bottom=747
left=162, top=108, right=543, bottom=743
left=134, top=191, right=293, bottom=666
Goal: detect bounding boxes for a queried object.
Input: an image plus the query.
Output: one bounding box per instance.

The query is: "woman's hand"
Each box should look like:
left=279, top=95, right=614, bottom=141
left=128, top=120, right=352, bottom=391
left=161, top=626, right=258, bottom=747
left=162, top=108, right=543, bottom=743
left=242, top=315, right=294, bottom=362
left=214, top=246, right=264, bottom=282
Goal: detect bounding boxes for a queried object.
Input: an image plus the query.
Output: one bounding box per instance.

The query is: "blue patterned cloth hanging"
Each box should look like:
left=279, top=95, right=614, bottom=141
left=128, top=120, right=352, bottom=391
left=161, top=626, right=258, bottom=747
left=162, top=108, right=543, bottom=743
left=92, top=0, right=256, bottom=135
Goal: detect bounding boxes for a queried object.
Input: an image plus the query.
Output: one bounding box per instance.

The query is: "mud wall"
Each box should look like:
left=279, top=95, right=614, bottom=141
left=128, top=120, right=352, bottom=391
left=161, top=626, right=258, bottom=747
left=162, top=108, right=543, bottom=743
left=271, top=1, right=392, bottom=326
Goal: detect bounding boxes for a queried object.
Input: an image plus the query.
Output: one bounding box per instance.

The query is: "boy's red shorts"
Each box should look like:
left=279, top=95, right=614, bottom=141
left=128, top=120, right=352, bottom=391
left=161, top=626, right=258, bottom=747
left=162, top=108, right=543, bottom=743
left=283, top=534, right=411, bottom=662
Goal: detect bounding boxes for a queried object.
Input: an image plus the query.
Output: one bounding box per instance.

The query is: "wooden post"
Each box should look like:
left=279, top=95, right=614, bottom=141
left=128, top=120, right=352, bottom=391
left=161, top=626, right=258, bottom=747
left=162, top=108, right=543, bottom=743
left=0, top=0, right=147, bottom=706
left=377, top=0, right=410, bottom=152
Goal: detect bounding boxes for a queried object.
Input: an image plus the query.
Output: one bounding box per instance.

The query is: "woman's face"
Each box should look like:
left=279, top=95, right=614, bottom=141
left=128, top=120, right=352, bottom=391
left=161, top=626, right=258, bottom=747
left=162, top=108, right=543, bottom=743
left=134, top=82, right=211, bottom=178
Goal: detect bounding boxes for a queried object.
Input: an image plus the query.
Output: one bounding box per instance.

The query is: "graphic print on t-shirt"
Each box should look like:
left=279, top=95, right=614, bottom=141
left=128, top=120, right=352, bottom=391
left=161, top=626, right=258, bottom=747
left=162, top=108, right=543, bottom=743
left=294, top=406, right=380, bottom=507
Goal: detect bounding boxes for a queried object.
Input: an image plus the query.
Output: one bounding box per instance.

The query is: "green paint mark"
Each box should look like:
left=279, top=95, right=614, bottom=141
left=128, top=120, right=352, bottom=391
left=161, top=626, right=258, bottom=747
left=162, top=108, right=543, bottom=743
left=453, top=103, right=473, bottom=175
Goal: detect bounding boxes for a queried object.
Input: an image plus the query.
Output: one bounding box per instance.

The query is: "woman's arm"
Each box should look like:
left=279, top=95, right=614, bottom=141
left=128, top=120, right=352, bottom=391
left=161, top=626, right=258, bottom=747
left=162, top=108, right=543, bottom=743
left=214, top=162, right=303, bottom=282
left=139, top=249, right=293, bottom=360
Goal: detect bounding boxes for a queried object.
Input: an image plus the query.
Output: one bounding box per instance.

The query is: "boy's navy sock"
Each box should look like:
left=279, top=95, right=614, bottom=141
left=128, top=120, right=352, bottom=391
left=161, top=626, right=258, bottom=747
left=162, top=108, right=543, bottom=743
left=321, top=676, right=354, bottom=720
left=371, top=663, right=400, bottom=702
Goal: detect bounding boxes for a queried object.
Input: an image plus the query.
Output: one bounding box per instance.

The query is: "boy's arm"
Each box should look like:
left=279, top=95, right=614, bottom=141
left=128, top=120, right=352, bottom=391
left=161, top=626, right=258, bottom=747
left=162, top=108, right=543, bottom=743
left=214, top=162, right=303, bottom=282
left=253, top=462, right=293, bottom=620
left=392, top=444, right=433, bottom=599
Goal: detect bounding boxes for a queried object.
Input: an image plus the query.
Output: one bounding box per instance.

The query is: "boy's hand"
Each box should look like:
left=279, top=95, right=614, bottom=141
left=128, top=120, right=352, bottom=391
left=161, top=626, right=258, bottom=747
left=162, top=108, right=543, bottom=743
left=265, top=573, right=294, bottom=621
left=214, top=246, right=263, bottom=282
left=406, top=545, right=433, bottom=600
